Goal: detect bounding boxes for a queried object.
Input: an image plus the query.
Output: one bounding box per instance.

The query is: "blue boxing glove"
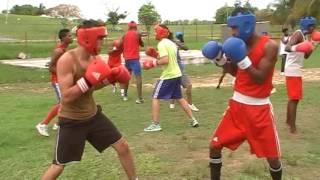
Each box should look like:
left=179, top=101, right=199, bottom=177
left=222, top=37, right=252, bottom=69
left=202, top=41, right=227, bottom=66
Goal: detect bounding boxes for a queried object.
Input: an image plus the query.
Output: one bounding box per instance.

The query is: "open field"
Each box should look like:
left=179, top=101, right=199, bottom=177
left=0, top=63, right=320, bottom=179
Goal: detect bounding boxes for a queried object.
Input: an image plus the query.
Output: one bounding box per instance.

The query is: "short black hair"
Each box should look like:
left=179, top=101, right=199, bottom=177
left=58, top=29, right=70, bottom=40
left=79, top=19, right=105, bottom=29
left=282, top=28, right=288, bottom=33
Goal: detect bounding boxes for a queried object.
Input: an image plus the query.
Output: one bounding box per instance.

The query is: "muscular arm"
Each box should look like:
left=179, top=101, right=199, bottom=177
left=157, top=55, right=169, bottom=65
left=138, top=33, right=144, bottom=47
left=49, top=48, right=64, bottom=73
left=57, top=52, right=85, bottom=103
left=245, top=40, right=278, bottom=84
left=285, top=31, right=303, bottom=52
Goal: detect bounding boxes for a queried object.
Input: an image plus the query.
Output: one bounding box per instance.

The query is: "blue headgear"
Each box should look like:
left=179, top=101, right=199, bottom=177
left=175, top=32, right=183, bottom=40
left=299, top=16, right=316, bottom=32
left=227, top=13, right=256, bottom=41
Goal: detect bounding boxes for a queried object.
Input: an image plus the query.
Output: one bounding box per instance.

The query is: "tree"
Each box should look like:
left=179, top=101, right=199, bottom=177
left=243, top=0, right=258, bottom=13
left=215, top=5, right=234, bottom=24
left=10, top=4, right=40, bottom=15
left=271, top=0, right=293, bottom=25
left=138, top=2, right=161, bottom=37
left=106, top=7, right=127, bottom=30
left=37, top=3, right=46, bottom=15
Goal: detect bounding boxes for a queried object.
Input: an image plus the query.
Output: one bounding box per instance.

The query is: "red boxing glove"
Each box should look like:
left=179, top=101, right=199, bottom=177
left=77, top=57, right=111, bottom=93
left=142, top=58, right=157, bottom=70
left=145, top=47, right=159, bottom=58
left=311, top=31, right=320, bottom=42
left=291, top=41, right=313, bottom=54
left=107, top=65, right=131, bottom=84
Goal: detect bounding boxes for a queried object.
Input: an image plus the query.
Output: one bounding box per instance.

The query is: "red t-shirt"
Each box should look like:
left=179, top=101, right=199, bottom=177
left=234, top=36, right=273, bottom=98
left=50, top=43, right=67, bottom=83
left=123, top=30, right=140, bottom=60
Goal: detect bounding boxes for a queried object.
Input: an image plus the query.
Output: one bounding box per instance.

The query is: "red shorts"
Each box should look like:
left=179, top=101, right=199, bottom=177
left=210, top=99, right=281, bottom=158
left=285, top=76, right=302, bottom=100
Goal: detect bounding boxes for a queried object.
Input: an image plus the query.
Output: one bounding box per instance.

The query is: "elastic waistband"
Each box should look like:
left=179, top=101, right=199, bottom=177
left=232, top=91, right=270, bottom=105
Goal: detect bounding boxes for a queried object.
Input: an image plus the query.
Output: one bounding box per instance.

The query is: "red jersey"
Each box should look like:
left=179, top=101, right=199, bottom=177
left=234, top=36, right=273, bottom=98
left=108, top=49, right=123, bottom=68
left=50, top=43, right=67, bottom=83
left=123, top=30, right=140, bottom=60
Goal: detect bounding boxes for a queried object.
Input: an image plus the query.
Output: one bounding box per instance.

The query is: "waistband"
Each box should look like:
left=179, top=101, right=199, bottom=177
left=232, top=91, right=270, bottom=105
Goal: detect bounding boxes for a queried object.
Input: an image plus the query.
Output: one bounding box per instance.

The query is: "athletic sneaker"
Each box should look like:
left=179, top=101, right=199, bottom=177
left=135, top=98, right=144, bottom=104
left=52, top=123, right=59, bottom=130
left=169, top=103, right=175, bottom=109
left=271, top=88, right=277, bottom=94
left=122, top=96, right=128, bottom=101
left=36, top=123, right=49, bottom=137
left=188, top=104, right=199, bottom=112
left=190, top=119, right=199, bottom=127
left=144, top=123, right=162, bottom=132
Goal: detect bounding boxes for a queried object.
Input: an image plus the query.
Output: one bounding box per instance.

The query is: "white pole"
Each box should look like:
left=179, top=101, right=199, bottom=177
left=5, top=0, right=9, bottom=24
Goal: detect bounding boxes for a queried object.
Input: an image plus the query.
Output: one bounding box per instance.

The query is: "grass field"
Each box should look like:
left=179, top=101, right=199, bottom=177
left=0, top=62, right=320, bottom=179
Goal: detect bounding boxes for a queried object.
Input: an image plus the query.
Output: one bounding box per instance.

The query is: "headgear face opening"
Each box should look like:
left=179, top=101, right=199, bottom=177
left=76, top=26, right=107, bottom=55
left=227, top=13, right=256, bottom=41
left=300, top=16, right=316, bottom=33
left=154, top=24, right=169, bottom=40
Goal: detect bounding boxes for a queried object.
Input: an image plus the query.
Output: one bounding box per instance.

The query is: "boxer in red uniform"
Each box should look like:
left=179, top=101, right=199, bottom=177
left=36, top=29, right=72, bottom=137
left=40, top=20, right=137, bottom=180
left=107, top=39, right=125, bottom=93
left=122, top=21, right=145, bottom=103
left=202, top=8, right=282, bottom=180
left=284, top=16, right=316, bottom=134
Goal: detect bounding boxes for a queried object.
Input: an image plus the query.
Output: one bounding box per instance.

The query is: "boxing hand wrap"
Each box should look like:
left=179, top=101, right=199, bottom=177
left=77, top=77, right=91, bottom=93
left=214, top=53, right=227, bottom=66
left=237, top=56, right=252, bottom=69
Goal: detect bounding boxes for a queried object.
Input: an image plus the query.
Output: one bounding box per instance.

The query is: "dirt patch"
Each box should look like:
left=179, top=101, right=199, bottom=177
left=189, top=68, right=320, bottom=88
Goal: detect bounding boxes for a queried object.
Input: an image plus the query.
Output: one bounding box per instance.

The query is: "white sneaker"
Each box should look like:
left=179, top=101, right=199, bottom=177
left=169, top=103, right=175, bottom=109
left=271, top=88, right=277, bottom=94
left=188, top=104, right=199, bottom=112
left=36, top=123, right=49, bottom=137
left=135, top=98, right=144, bottom=104
left=52, top=123, right=59, bottom=130
left=144, top=123, right=162, bottom=132
left=190, top=119, right=199, bottom=127
left=122, top=96, right=128, bottom=101
left=280, top=72, right=285, bottom=76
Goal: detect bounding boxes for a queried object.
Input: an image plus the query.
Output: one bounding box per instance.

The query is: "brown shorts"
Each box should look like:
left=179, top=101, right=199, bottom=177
left=53, top=106, right=122, bottom=165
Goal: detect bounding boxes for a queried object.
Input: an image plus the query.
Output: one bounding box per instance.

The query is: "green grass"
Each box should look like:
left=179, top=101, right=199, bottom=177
left=0, top=63, right=320, bottom=179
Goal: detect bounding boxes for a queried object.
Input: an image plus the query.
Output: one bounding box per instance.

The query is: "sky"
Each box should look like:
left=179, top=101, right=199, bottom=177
left=0, top=0, right=275, bottom=22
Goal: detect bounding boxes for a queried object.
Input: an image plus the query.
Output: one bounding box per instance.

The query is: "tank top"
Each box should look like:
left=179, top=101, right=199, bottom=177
left=234, top=35, right=273, bottom=98
left=59, top=51, right=97, bottom=120
left=50, top=43, right=67, bottom=83
left=123, top=30, right=140, bottom=60
left=285, top=30, right=306, bottom=77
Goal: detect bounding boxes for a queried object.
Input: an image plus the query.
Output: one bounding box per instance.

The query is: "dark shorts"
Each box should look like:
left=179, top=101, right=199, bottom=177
left=53, top=106, right=122, bottom=165
left=125, top=59, right=141, bottom=76
left=152, top=77, right=182, bottom=99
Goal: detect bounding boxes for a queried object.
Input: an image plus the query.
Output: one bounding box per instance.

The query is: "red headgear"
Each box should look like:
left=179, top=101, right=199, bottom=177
left=128, top=21, right=137, bottom=29
left=76, top=26, right=107, bottom=55
left=154, top=24, right=169, bottom=40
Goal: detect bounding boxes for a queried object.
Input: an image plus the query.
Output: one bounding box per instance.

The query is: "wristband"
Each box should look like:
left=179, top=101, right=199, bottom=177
left=237, top=56, right=252, bottom=69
